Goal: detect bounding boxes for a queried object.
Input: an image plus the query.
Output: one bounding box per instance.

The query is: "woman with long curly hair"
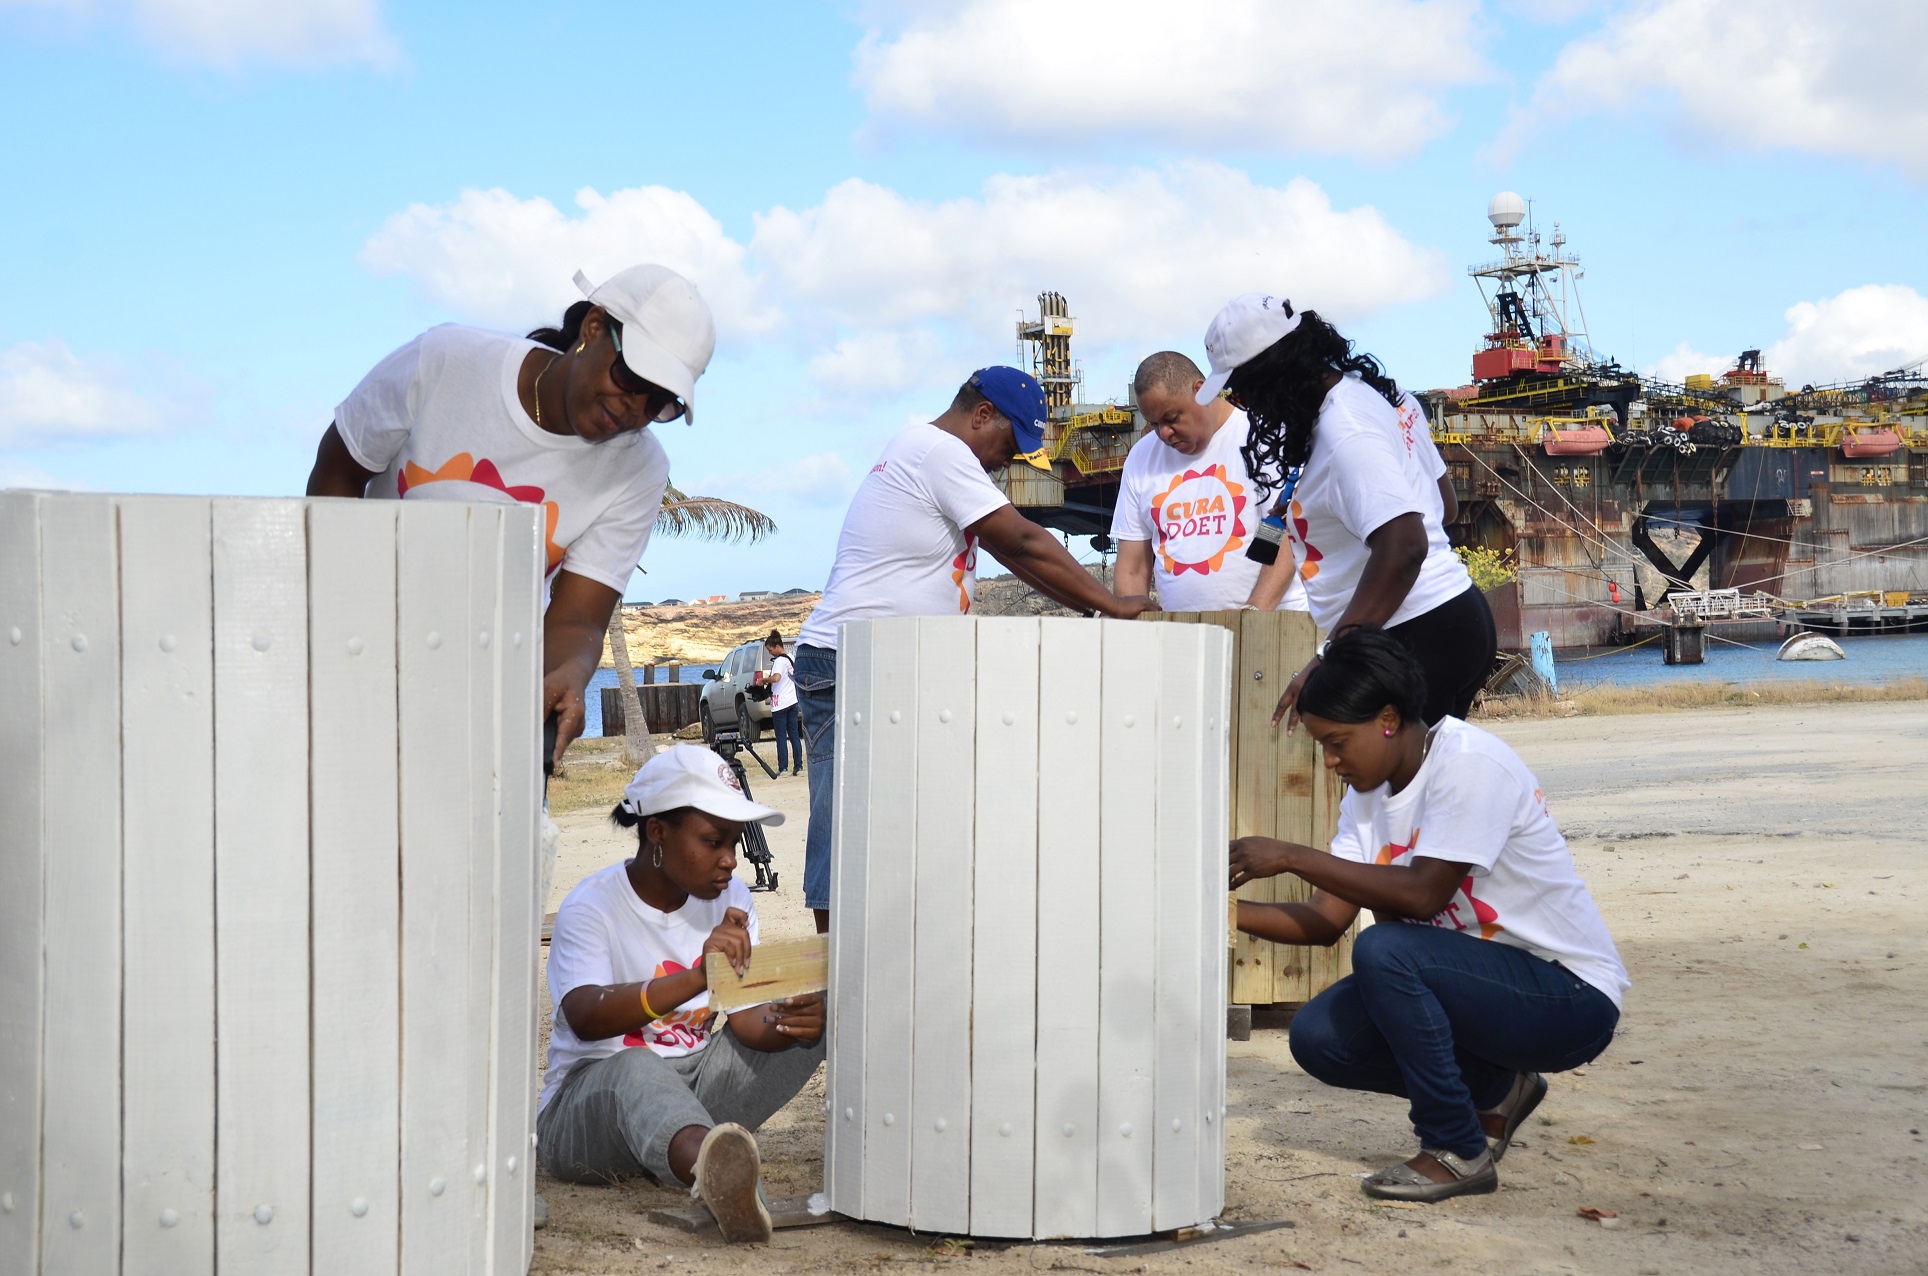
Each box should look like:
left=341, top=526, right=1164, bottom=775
left=1196, top=293, right=1493, bottom=727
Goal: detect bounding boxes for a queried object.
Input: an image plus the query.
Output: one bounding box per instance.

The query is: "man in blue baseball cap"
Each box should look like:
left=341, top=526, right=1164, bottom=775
left=793, top=366, right=1150, bottom=931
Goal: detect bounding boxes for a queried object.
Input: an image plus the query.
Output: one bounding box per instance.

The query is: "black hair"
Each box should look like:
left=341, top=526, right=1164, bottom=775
left=609, top=802, right=697, bottom=847
left=764, top=629, right=785, bottom=651
left=1296, top=626, right=1428, bottom=729
left=1133, top=350, right=1203, bottom=399
left=528, top=301, right=625, bottom=353
left=1229, top=309, right=1402, bottom=491
left=949, top=380, right=1006, bottom=423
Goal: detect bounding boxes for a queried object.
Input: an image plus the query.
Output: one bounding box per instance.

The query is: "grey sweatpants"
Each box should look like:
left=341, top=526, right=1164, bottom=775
left=537, top=1029, right=825, bottom=1185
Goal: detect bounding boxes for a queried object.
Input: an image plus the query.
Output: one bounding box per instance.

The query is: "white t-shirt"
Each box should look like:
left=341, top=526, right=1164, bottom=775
left=1328, top=718, right=1630, bottom=1008
left=768, top=653, right=797, bottom=712
left=798, top=423, right=1010, bottom=649
left=1109, top=407, right=1309, bottom=613
left=336, top=324, right=670, bottom=594
left=1285, top=375, right=1471, bottom=632
left=539, top=861, right=761, bottom=1112
left=1396, top=393, right=1450, bottom=522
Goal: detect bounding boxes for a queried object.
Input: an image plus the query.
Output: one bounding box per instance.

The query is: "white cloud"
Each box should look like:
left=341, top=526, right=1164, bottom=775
left=360, top=185, right=774, bottom=341
left=1767, top=285, right=1928, bottom=385
left=361, top=166, right=1446, bottom=409
left=696, top=452, right=855, bottom=509
left=0, top=340, right=165, bottom=447
left=853, top=0, right=1486, bottom=161
left=0, top=461, right=90, bottom=491
left=1647, top=340, right=1721, bottom=384
left=753, top=164, right=1448, bottom=346
left=0, top=0, right=396, bottom=69
left=1517, top=0, right=1928, bottom=177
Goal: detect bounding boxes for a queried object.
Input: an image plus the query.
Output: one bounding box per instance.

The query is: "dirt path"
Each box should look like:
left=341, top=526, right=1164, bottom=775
left=535, top=702, right=1927, bottom=1274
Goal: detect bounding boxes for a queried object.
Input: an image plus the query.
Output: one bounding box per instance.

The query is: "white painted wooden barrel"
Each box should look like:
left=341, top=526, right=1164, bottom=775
left=0, top=492, right=544, bottom=1276
left=825, top=616, right=1233, bottom=1239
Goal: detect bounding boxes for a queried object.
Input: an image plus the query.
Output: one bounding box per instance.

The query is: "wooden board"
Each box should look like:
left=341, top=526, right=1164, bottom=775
left=487, top=503, right=544, bottom=1276
left=308, top=499, right=402, bottom=1275
left=0, top=492, right=46, bottom=1274
left=37, top=496, right=124, bottom=1272
left=396, top=502, right=475, bottom=1276
left=825, top=619, right=876, bottom=1216
left=1151, top=624, right=1206, bottom=1230
left=1030, top=618, right=1104, bottom=1239
left=463, top=507, right=503, bottom=1275
left=1195, top=630, right=1233, bottom=1217
left=855, top=617, right=920, bottom=1227
left=212, top=498, right=312, bottom=1274
left=119, top=497, right=217, bottom=1274
left=704, top=935, right=829, bottom=1013
left=907, top=618, right=975, bottom=1235
left=967, top=618, right=1040, bottom=1239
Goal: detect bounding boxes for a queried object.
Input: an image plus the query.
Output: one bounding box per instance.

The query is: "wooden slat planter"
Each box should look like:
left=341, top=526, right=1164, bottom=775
left=826, top=617, right=1232, bottom=1239
left=0, top=492, right=544, bottom=1276
left=1143, top=611, right=1354, bottom=1009
left=599, top=683, right=703, bottom=735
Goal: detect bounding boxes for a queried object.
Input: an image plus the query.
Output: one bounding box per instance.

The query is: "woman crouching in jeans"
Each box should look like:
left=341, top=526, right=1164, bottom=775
left=1231, top=628, right=1627, bottom=1202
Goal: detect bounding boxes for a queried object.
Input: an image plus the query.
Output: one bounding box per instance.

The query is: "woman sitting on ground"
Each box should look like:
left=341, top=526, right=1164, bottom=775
left=538, top=745, right=824, bottom=1242
left=1231, top=628, right=1628, bottom=1203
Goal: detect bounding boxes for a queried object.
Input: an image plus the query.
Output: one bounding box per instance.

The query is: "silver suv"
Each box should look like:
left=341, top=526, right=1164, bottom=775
left=699, top=638, right=798, bottom=744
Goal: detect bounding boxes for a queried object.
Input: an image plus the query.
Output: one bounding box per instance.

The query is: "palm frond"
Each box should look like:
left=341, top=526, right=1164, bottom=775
left=654, top=487, right=778, bottom=544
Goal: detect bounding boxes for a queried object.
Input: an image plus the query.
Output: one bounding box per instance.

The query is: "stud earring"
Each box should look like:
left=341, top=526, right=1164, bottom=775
left=1383, top=727, right=1394, bottom=737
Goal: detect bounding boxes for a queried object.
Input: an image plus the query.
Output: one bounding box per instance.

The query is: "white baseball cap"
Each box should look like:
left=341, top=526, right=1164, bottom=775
left=573, top=265, right=716, bottom=423
left=620, top=745, right=784, bottom=826
left=1196, top=293, right=1303, bottom=405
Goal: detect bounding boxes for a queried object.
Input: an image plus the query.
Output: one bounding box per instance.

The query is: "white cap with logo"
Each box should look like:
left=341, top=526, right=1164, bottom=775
left=620, top=744, right=783, bottom=826
left=573, top=265, right=716, bottom=423
left=1196, top=292, right=1303, bottom=405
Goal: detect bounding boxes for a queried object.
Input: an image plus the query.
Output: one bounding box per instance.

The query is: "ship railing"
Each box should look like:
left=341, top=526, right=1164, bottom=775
left=1662, top=588, right=1775, bottom=621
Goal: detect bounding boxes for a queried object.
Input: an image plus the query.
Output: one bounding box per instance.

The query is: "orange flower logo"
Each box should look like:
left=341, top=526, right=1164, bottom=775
left=1290, top=498, right=1322, bottom=582
left=398, top=452, right=565, bottom=573
left=950, top=532, right=979, bottom=612
left=1149, top=463, right=1248, bottom=576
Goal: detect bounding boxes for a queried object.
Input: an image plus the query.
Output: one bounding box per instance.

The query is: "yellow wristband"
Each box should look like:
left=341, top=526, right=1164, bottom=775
left=640, top=982, right=661, bottom=1021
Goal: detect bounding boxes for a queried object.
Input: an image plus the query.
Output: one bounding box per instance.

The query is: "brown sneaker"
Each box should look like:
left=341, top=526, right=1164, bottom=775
left=690, top=1124, right=772, bottom=1243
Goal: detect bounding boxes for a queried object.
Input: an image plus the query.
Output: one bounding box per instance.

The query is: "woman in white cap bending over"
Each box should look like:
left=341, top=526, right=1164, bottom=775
left=1197, top=294, right=1494, bottom=727
left=307, top=265, right=713, bottom=765
left=538, top=745, right=825, bottom=1243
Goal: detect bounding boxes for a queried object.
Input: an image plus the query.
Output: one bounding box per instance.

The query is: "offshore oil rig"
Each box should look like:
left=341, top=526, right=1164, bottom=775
left=1002, top=197, right=1928, bottom=646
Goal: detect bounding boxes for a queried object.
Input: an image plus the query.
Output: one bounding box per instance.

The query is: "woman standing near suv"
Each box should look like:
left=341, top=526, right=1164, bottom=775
left=760, top=631, right=802, bottom=776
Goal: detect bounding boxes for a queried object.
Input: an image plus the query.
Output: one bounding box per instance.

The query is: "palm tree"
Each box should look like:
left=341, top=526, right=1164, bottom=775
left=606, top=484, right=778, bottom=763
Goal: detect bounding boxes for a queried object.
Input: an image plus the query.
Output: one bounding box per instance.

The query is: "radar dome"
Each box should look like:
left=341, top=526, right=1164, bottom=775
left=1488, top=191, right=1527, bottom=229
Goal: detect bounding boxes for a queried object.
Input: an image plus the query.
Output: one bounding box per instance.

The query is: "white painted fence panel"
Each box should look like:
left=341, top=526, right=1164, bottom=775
left=0, top=493, right=544, bottom=1276
left=828, top=616, right=1230, bottom=1240
left=119, top=498, right=217, bottom=1275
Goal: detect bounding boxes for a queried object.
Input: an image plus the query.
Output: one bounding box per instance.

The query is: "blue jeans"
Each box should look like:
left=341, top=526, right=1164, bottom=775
left=770, top=704, right=803, bottom=773
left=1289, top=923, right=1619, bottom=1160
left=794, top=643, right=838, bottom=911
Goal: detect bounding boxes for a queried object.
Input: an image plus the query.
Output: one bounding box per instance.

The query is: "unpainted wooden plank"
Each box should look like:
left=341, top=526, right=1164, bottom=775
left=487, top=503, right=544, bottom=1276
left=308, top=499, right=402, bottom=1276
left=858, top=617, right=920, bottom=1227
left=211, top=498, right=311, bottom=1275
left=1031, top=618, right=1103, bottom=1239
left=1095, top=619, right=1158, bottom=1237
left=1267, top=609, right=1322, bottom=1004
left=1229, top=609, right=1282, bottom=1003
left=119, top=497, right=217, bottom=1274
left=36, top=496, right=123, bottom=1273
left=395, top=502, right=474, bottom=1276
left=0, top=492, right=46, bottom=1274
left=907, top=618, right=975, bottom=1235
left=967, top=618, right=1040, bottom=1239
left=463, top=507, right=503, bottom=1273
left=1151, top=624, right=1206, bottom=1231
left=704, top=935, right=828, bottom=1013
left=825, top=620, right=876, bottom=1216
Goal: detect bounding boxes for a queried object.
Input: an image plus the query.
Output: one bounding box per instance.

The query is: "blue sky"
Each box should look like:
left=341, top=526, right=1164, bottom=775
left=4, top=0, right=1925, bottom=601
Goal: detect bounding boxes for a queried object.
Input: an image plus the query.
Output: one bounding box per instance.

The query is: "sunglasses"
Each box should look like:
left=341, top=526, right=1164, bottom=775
left=608, top=324, right=688, bottom=423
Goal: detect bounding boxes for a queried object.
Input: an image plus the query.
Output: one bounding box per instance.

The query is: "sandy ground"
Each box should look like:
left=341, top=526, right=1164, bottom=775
left=533, top=701, right=1928, bottom=1275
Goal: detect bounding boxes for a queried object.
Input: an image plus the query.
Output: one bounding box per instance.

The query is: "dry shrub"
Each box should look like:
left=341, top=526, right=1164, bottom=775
left=1478, top=675, right=1928, bottom=719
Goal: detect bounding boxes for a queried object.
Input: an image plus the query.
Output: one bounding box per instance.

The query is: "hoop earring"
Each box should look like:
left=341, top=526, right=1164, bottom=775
left=649, top=842, right=664, bottom=869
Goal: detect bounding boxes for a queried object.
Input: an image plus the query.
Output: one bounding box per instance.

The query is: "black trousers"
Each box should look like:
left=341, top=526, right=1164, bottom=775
left=1384, top=586, right=1498, bottom=724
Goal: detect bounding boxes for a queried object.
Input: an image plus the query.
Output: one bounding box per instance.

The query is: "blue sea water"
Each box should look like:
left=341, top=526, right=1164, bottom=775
left=1553, top=631, right=1928, bottom=691
left=583, top=664, right=719, bottom=737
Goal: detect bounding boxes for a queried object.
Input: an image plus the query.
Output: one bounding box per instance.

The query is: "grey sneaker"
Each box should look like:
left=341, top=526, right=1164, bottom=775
left=690, top=1124, right=772, bottom=1243
left=1361, top=1147, right=1498, bottom=1202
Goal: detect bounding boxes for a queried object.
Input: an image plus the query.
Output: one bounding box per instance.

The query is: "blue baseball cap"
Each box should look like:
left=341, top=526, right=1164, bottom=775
left=969, top=366, right=1052, bottom=470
